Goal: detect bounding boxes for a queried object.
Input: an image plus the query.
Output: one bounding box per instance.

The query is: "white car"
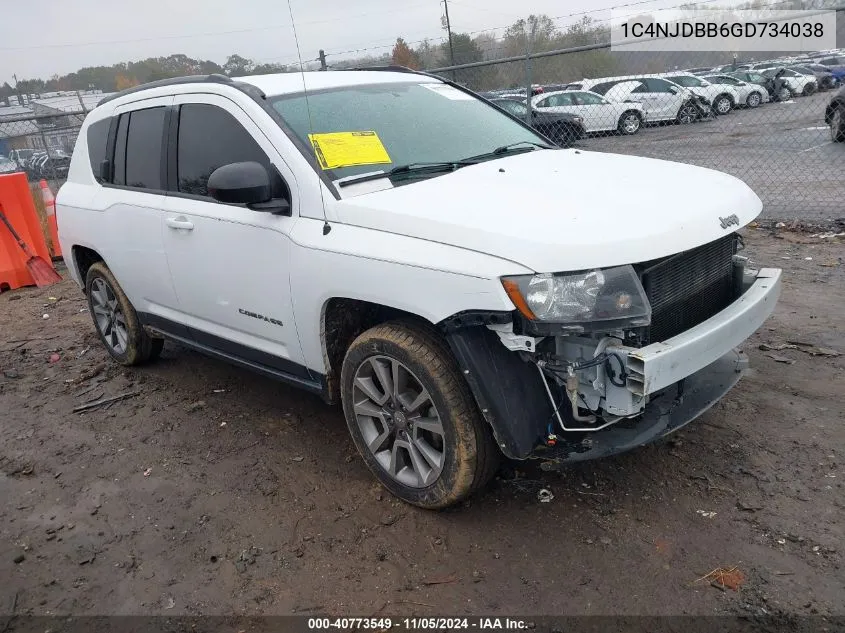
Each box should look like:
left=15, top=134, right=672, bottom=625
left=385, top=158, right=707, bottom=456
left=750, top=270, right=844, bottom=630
left=660, top=73, right=741, bottom=115
left=57, top=70, right=782, bottom=508
left=701, top=74, right=770, bottom=108
left=531, top=89, right=644, bottom=134
left=762, top=67, right=818, bottom=96
left=575, top=76, right=702, bottom=124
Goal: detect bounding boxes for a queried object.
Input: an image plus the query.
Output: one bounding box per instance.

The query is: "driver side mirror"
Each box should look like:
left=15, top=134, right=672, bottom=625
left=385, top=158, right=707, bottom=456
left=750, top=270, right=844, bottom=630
left=207, top=161, right=291, bottom=215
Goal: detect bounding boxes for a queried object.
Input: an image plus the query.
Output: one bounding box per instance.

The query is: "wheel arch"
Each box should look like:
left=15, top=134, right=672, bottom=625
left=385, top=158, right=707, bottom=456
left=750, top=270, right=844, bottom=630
left=320, top=297, right=437, bottom=404
left=71, top=245, right=105, bottom=292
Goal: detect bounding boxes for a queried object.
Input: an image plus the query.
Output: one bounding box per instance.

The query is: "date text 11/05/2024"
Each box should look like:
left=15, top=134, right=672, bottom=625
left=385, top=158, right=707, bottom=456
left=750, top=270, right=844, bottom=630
left=307, top=618, right=531, bottom=630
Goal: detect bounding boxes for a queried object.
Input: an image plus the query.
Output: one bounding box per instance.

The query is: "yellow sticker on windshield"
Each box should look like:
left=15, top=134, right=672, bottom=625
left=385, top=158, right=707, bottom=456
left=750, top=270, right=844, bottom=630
left=308, top=131, right=392, bottom=170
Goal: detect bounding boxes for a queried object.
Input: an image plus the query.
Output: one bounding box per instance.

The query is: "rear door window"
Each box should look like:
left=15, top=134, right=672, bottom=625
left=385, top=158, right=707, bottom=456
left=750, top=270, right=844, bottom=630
left=86, top=118, right=111, bottom=183
left=111, top=107, right=166, bottom=189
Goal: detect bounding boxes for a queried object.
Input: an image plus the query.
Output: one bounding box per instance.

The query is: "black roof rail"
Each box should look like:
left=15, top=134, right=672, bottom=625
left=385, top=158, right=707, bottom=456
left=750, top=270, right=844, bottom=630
left=97, top=74, right=235, bottom=107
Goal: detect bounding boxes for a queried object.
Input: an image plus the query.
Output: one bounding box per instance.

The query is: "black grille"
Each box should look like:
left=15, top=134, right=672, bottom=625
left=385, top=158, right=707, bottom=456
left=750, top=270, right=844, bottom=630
left=638, top=235, right=738, bottom=343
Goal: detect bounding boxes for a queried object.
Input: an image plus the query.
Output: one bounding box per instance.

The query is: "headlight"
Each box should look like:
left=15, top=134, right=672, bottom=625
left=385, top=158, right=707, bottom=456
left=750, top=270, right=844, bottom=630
left=502, top=265, right=651, bottom=329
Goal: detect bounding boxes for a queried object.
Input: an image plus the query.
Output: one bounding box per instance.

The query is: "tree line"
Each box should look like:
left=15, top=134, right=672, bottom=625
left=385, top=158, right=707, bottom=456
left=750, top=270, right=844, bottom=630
left=2, top=0, right=841, bottom=98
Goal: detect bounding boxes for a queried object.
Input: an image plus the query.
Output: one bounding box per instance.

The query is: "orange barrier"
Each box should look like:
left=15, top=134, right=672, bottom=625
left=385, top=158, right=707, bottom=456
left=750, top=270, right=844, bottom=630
left=0, top=173, right=53, bottom=291
left=40, top=180, right=62, bottom=258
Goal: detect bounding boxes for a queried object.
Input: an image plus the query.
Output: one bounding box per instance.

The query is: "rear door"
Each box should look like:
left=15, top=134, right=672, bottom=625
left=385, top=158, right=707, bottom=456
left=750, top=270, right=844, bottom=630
left=631, top=78, right=683, bottom=121
left=161, top=94, right=309, bottom=379
left=96, top=97, right=183, bottom=329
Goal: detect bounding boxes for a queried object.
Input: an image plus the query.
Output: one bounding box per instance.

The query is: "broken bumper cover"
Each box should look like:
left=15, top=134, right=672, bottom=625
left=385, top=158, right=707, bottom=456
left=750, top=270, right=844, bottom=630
left=534, top=349, right=747, bottom=464
left=625, top=268, right=782, bottom=397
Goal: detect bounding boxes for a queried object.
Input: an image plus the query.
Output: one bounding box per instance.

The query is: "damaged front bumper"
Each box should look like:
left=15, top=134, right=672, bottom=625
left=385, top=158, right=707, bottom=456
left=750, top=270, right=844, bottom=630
left=445, top=268, right=782, bottom=462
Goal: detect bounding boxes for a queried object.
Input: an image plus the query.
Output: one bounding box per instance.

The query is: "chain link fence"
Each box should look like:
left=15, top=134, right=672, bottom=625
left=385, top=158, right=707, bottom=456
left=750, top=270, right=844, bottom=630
left=0, top=110, right=84, bottom=191
left=424, top=9, right=844, bottom=221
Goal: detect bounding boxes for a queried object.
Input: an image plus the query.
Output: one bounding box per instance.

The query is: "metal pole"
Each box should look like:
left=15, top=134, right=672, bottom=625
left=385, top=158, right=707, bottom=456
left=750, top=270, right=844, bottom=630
left=443, top=0, right=456, bottom=79
left=524, top=24, right=533, bottom=126
left=76, top=90, right=87, bottom=112
left=39, top=129, right=58, bottom=184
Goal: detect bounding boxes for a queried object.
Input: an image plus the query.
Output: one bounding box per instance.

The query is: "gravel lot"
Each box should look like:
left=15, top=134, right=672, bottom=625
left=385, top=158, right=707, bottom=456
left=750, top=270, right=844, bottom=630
left=1, top=229, right=843, bottom=621
left=582, top=90, right=843, bottom=222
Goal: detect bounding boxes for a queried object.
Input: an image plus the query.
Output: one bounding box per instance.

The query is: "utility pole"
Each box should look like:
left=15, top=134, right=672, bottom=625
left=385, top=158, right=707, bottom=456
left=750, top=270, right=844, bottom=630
left=442, top=0, right=455, bottom=71
left=318, top=50, right=327, bottom=71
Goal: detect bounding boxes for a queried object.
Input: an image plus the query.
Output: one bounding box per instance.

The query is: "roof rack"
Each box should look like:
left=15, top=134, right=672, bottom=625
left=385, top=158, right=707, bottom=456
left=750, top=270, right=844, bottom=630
left=97, top=74, right=235, bottom=107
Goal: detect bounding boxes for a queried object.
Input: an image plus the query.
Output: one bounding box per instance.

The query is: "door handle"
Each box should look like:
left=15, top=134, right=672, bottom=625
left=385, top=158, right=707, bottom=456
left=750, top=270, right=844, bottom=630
left=166, top=217, right=194, bottom=231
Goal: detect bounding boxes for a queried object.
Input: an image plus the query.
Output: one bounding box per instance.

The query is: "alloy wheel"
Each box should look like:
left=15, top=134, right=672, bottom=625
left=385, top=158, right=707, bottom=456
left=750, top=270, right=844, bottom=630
left=622, top=114, right=640, bottom=133
left=831, top=109, right=843, bottom=142
left=352, top=355, right=446, bottom=488
left=678, top=105, right=697, bottom=124
left=90, top=278, right=128, bottom=354
left=747, top=93, right=761, bottom=107
left=715, top=96, right=731, bottom=114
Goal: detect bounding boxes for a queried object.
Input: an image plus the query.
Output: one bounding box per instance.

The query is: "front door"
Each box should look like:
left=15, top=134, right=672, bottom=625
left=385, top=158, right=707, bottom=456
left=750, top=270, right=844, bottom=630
left=161, top=95, right=309, bottom=380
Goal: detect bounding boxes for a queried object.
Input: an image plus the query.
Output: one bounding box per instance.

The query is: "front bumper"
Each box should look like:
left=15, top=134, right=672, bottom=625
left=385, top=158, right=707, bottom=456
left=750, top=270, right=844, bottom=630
left=533, top=349, right=747, bottom=464
left=624, top=268, right=782, bottom=397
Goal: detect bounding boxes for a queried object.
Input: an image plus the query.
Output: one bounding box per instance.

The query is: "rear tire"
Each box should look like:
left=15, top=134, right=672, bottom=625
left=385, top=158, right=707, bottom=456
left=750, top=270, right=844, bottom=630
left=801, top=83, right=816, bottom=96
left=746, top=92, right=762, bottom=108
left=777, top=86, right=792, bottom=101
left=340, top=321, right=499, bottom=509
left=85, top=262, right=163, bottom=366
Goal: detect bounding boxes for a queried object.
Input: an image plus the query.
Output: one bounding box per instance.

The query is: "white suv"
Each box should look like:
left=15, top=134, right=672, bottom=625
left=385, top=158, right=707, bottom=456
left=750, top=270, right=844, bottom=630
left=57, top=70, right=782, bottom=508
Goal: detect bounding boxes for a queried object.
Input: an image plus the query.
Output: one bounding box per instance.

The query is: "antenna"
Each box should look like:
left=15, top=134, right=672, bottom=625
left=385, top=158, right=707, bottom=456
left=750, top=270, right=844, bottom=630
left=286, top=0, right=332, bottom=236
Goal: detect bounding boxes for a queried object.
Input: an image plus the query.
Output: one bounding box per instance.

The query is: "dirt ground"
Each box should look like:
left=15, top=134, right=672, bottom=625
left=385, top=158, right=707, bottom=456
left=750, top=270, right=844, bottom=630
left=0, top=228, right=843, bottom=619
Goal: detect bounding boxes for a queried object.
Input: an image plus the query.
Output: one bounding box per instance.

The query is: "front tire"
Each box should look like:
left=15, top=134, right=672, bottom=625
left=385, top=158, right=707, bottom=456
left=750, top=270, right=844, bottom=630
left=801, top=82, right=816, bottom=96
left=746, top=91, right=762, bottom=108
left=85, top=262, right=163, bottom=366
left=617, top=111, right=642, bottom=134
left=777, top=86, right=792, bottom=101
left=713, top=94, right=733, bottom=115
left=830, top=106, right=845, bottom=142
left=676, top=102, right=698, bottom=124
left=340, top=322, right=499, bottom=509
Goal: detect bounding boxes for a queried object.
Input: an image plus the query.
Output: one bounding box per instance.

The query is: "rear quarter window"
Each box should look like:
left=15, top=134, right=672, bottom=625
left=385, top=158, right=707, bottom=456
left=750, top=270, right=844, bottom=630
left=86, top=118, right=111, bottom=183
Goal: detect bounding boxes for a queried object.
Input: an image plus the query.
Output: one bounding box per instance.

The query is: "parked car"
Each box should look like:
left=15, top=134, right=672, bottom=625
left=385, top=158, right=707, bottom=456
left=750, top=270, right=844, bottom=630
left=701, top=74, right=769, bottom=107
left=57, top=70, right=782, bottom=508
left=798, top=63, right=840, bottom=89
left=728, top=70, right=791, bottom=102
left=489, top=97, right=585, bottom=146
left=7, top=148, right=37, bottom=169
left=788, top=65, right=836, bottom=91
left=815, top=56, right=845, bottom=82
left=762, top=67, right=817, bottom=96
left=660, top=73, right=740, bottom=115
left=29, top=152, right=71, bottom=180
left=824, top=85, right=845, bottom=142
left=578, top=76, right=705, bottom=124
left=711, top=63, right=751, bottom=73
left=0, top=156, right=22, bottom=175
left=531, top=89, right=644, bottom=135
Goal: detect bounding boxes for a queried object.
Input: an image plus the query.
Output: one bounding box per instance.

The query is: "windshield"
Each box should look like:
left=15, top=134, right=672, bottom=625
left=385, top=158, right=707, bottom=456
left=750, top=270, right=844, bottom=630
left=270, top=81, right=548, bottom=184
left=667, top=75, right=704, bottom=87
left=790, top=66, right=814, bottom=75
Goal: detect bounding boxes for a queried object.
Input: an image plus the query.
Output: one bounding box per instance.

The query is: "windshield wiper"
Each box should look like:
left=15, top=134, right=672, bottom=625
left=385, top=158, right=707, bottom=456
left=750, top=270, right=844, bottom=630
left=337, top=141, right=553, bottom=188
left=459, top=140, right=553, bottom=163
left=337, top=161, right=470, bottom=188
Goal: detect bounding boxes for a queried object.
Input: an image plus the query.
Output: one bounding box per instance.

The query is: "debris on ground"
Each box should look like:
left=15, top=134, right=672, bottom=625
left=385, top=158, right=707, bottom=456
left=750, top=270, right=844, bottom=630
left=537, top=488, right=554, bottom=503
left=765, top=353, right=794, bottom=364
left=696, top=567, right=745, bottom=591
left=49, top=353, right=61, bottom=363
left=72, top=391, right=140, bottom=413
left=13, top=554, right=25, bottom=564
left=421, top=574, right=458, bottom=586
left=143, top=468, right=152, bottom=477
left=696, top=510, right=717, bottom=519
left=759, top=342, right=840, bottom=357
left=186, top=400, right=206, bottom=412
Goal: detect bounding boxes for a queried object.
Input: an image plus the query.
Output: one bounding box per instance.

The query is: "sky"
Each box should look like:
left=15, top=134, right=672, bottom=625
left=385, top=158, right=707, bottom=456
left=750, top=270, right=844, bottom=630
left=0, top=0, right=702, bottom=84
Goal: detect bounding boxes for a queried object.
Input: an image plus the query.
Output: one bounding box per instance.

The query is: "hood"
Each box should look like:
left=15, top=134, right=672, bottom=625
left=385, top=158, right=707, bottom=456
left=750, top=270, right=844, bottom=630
left=334, top=150, right=762, bottom=273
